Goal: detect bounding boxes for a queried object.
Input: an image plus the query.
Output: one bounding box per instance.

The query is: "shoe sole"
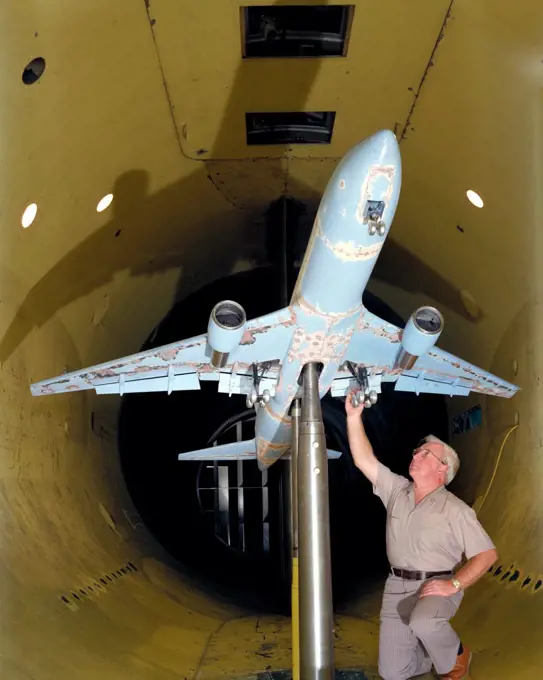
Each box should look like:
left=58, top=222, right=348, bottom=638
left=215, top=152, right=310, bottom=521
left=440, top=651, right=473, bottom=679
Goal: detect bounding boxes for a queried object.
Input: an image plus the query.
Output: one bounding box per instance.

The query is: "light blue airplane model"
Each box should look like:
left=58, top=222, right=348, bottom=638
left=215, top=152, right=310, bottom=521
left=30, top=130, right=519, bottom=469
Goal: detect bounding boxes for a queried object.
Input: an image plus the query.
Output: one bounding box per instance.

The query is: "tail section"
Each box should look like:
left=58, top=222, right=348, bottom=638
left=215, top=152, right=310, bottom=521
left=177, top=439, right=342, bottom=461
left=178, top=439, right=259, bottom=461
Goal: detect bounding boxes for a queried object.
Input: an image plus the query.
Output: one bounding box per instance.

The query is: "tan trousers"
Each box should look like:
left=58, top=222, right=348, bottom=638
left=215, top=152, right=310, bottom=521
left=378, top=575, right=464, bottom=679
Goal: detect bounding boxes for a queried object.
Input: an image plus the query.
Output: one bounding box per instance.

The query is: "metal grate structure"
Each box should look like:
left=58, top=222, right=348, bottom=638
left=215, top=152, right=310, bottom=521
left=196, top=411, right=274, bottom=557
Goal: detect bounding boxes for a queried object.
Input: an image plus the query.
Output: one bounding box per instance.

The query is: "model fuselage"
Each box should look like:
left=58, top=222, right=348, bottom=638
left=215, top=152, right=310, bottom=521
left=254, top=130, right=402, bottom=469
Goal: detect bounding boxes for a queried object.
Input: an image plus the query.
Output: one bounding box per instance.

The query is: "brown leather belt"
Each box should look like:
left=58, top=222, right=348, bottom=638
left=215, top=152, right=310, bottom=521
left=391, top=567, right=453, bottom=581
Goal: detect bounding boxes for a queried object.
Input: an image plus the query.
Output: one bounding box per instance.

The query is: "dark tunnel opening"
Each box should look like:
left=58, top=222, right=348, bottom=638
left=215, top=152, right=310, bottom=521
left=118, top=265, right=449, bottom=614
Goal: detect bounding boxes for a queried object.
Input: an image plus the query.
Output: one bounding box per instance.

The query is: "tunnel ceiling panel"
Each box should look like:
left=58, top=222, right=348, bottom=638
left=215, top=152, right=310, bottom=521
left=381, top=2, right=543, bottom=362
left=148, top=0, right=452, bottom=159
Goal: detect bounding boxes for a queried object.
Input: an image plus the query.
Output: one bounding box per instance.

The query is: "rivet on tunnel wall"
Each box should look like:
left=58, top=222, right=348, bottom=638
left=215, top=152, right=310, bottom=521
left=513, top=359, right=518, bottom=376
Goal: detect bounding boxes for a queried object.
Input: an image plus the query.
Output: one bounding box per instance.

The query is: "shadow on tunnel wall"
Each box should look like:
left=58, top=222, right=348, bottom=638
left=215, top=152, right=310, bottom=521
left=0, top=0, right=475, bottom=367
left=372, top=238, right=484, bottom=323
left=0, top=167, right=255, bottom=364
left=0, top=0, right=328, bottom=363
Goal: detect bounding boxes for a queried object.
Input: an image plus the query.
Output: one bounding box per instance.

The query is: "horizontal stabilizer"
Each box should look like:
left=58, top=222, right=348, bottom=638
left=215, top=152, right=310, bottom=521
left=177, top=439, right=342, bottom=461
left=178, top=439, right=258, bottom=461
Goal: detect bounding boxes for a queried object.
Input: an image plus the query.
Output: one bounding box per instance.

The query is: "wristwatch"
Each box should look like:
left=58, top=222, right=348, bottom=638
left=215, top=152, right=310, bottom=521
left=451, top=577, right=463, bottom=591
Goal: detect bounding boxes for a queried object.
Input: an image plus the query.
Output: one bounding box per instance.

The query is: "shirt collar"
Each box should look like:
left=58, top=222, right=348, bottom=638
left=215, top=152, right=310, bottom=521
left=409, top=483, right=446, bottom=507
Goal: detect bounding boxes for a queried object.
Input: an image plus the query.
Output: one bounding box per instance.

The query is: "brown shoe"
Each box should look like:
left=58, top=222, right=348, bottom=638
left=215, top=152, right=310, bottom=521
left=440, top=645, right=472, bottom=679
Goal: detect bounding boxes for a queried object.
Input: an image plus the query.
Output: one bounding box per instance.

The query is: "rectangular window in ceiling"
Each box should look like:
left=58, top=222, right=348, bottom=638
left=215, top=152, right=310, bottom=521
left=241, top=5, right=354, bottom=58
left=245, top=111, right=336, bottom=145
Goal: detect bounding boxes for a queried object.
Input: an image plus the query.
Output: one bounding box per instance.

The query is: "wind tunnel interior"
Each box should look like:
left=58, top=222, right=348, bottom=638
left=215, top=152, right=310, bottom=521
left=2, top=2, right=542, bottom=680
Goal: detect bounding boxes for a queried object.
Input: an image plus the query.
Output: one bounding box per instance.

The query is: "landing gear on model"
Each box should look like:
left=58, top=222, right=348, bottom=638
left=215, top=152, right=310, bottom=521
left=351, top=389, right=378, bottom=409
left=368, top=220, right=386, bottom=237
left=245, top=363, right=273, bottom=408
left=246, top=388, right=271, bottom=408
left=345, top=362, right=379, bottom=409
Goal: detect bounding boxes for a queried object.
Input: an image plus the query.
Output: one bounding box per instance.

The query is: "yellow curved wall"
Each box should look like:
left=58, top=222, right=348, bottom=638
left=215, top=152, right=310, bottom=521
left=1, top=1, right=540, bottom=678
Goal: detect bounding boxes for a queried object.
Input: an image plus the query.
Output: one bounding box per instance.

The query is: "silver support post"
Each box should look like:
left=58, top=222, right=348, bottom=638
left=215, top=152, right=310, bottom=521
left=291, top=399, right=300, bottom=561
left=298, top=363, right=334, bottom=680
left=291, top=398, right=301, bottom=680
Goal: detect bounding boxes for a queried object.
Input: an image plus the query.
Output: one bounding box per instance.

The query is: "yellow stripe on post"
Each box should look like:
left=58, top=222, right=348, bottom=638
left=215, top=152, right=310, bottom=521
left=292, top=555, right=300, bottom=680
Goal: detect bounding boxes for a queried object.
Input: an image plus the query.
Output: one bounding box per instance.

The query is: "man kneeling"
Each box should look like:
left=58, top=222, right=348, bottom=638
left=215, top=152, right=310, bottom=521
left=345, top=391, right=498, bottom=680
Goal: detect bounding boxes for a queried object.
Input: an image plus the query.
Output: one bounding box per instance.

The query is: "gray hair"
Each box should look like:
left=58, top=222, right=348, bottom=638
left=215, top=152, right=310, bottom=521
left=424, top=435, right=460, bottom=485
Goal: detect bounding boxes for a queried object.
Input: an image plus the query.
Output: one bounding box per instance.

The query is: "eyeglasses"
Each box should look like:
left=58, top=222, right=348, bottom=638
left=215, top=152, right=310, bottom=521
left=412, top=445, right=447, bottom=467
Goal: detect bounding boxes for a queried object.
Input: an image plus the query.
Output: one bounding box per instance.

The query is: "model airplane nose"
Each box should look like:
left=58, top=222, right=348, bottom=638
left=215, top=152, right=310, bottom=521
left=338, top=128, right=401, bottom=175
left=366, top=129, right=401, bottom=168
left=371, top=129, right=397, bottom=144
left=367, top=128, right=400, bottom=154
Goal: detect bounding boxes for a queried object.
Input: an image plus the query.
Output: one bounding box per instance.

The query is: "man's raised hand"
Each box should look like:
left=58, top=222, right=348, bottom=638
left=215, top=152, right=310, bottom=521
left=345, top=389, right=365, bottom=418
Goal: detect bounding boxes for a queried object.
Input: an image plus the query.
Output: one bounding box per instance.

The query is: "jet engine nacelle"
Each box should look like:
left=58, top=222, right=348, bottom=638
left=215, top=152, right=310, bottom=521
left=207, top=300, right=247, bottom=368
left=395, top=306, right=444, bottom=370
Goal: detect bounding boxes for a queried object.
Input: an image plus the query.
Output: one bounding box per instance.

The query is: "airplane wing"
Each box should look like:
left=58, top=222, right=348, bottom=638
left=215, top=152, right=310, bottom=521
left=330, top=309, right=519, bottom=400
left=30, top=307, right=296, bottom=397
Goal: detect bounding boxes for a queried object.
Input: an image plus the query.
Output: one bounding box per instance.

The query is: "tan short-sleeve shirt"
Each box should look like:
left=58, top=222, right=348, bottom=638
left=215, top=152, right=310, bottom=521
left=373, top=461, right=496, bottom=571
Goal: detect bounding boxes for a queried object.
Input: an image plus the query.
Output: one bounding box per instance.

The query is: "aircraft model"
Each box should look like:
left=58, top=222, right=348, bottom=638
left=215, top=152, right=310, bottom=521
left=30, top=130, right=519, bottom=470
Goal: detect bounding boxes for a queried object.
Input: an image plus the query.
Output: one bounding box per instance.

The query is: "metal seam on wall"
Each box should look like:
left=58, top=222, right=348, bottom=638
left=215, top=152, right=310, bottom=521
left=399, top=0, right=455, bottom=142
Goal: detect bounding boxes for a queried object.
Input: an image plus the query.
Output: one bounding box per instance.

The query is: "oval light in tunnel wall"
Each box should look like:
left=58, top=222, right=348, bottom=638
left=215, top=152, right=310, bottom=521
left=21, top=203, right=38, bottom=228
left=466, top=189, right=484, bottom=208
left=96, top=193, right=114, bottom=213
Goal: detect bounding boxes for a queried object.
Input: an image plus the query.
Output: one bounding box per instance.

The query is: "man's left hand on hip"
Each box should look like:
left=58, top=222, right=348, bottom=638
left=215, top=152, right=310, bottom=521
left=419, top=579, right=457, bottom=598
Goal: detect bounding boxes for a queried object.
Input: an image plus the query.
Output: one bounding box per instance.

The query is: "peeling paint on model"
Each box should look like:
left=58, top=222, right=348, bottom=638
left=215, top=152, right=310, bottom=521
left=355, top=165, right=396, bottom=224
